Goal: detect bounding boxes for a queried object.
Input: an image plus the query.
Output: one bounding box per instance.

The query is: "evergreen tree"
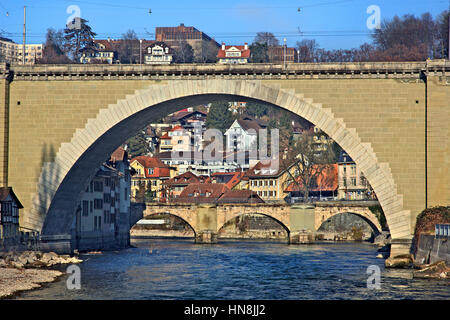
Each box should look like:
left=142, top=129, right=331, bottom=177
left=38, top=28, right=71, bottom=64
left=245, top=102, right=268, bottom=118
left=64, top=18, right=97, bottom=62
left=249, top=42, right=269, bottom=63
left=205, top=101, right=234, bottom=134
left=126, top=131, right=150, bottom=158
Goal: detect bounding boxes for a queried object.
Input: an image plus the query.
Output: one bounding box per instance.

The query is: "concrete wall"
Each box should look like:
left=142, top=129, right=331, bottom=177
left=415, top=234, right=450, bottom=264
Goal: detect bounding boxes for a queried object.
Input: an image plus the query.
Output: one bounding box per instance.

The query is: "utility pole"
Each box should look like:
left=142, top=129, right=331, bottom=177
left=140, top=39, right=143, bottom=65
left=283, top=38, right=286, bottom=69
left=23, top=6, right=26, bottom=65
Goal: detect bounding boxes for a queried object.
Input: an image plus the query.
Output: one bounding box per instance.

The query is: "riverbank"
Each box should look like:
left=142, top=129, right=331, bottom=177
left=0, top=268, right=63, bottom=299
left=0, top=251, right=82, bottom=299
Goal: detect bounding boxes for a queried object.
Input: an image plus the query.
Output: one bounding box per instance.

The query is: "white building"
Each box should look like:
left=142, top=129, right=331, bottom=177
left=217, top=43, right=250, bottom=64
left=144, top=42, right=173, bottom=65
left=225, top=119, right=265, bottom=153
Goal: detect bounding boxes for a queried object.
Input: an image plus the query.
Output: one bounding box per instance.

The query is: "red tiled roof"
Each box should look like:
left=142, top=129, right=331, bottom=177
left=131, top=156, right=169, bottom=169
left=211, top=171, right=245, bottom=189
left=110, top=147, right=127, bottom=163
left=170, top=125, right=184, bottom=132
left=160, top=133, right=171, bottom=139
left=217, top=189, right=264, bottom=204
left=284, top=164, right=338, bottom=192
left=217, top=45, right=251, bottom=59
left=174, top=183, right=229, bottom=204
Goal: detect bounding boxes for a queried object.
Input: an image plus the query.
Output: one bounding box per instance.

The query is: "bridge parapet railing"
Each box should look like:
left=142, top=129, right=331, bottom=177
left=6, top=60, right=449, bottom=79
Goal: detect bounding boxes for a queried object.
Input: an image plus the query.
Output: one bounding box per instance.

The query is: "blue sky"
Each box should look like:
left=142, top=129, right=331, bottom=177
left=0, top=0, right=447, bottom=50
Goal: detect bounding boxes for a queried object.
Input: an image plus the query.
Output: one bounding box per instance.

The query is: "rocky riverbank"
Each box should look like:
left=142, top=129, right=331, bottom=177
left=0, top=251, right=83, bottom=299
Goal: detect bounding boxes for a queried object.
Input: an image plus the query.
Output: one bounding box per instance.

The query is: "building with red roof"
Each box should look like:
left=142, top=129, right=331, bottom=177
left=174, top=183, right=264, bottom=204
left=217, top=43, right=251, bottom=64
left=211, top=171, right=246, bottom=190
left=130, top=156, right=171, bottom=201
left=162, top=171, right=209, bottom=202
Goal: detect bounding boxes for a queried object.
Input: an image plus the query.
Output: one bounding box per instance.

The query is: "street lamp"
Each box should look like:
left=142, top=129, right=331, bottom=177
left=139, top=39, right=143, bottom=65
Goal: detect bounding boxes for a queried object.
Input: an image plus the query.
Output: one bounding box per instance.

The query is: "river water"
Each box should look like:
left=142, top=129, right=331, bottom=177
left=16, top=238, right=449, bottom=300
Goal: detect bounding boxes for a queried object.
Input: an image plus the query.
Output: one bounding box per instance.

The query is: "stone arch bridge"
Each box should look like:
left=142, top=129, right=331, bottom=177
left=0, top=61, right=449, bottom=255
left=135, top=201, right=383, bottom=243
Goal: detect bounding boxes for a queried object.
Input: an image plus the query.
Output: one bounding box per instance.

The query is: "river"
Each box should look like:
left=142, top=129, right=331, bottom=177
left=15, top=238, right=450, bottom=300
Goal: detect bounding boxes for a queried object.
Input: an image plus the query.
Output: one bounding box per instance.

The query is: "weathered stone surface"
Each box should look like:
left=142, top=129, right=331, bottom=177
left=385, top=254, right=414, bottom=268
left=0, top=250, right=82, bottom=269
left=413, top=261, right=449, bottom=279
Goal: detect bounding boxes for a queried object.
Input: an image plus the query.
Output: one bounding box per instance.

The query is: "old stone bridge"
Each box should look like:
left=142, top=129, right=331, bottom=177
left=0, top=61, right=449, bottom=255
left=132, top=201, right=383, bottom=243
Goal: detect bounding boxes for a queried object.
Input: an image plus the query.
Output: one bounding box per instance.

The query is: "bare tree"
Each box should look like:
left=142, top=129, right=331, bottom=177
left=116, top=29, right=138, bottom=64
left=173, top=39, right=194, bottom=63
left=296, top=39, right=319, bottom=62
left=196, top=40, right=219, bottom=63
left=282, top=132, right=336, bottom=202
left=254, top=32, right=279, bottom=47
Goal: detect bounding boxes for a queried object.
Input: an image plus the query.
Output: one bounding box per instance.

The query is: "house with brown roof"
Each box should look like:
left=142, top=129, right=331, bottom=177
left=217, top=189, right=264, bottom=204
left=174, top=183, right=228, bottom=204
left=80, top=40, right=118, bottom=64
left=161, top=171, right=209, bottom=202
left=246, top=159, right=297, bottom=203
left=217, top=43, right=250, bottom=64
left=174, top=183, right=264, bottom=204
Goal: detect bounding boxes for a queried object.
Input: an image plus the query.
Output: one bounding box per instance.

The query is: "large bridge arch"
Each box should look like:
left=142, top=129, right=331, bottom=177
left=315, top=209, right=383, bottom=235
left=29, top=79, right=411, bottom=240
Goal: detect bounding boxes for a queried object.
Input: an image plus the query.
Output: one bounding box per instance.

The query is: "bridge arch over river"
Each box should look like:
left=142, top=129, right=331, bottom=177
left=1, top=61, right=448, bottom=255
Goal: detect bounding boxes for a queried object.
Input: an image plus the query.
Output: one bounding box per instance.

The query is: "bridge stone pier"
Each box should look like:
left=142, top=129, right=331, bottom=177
left=139, top=202, right=383, bottom=244
left=0, top=60, right=449, bottom=256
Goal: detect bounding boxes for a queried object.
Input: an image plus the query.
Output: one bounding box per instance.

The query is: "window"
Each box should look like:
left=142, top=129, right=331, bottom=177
left=94, top=199, right=103, bottom=210
left=94, top=181, right=103, bottom=192
left=82, top=200, right=89, bottom=216
left=104, top=193, right=111, bottom=203
left=350, top=178, right=356, bottom=186
left=148, top=168, right=154, bottom=175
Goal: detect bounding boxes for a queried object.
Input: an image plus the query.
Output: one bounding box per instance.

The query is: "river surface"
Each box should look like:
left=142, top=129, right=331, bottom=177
left=16, top=238, right=450, bottom=300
